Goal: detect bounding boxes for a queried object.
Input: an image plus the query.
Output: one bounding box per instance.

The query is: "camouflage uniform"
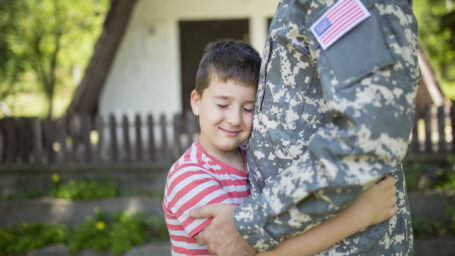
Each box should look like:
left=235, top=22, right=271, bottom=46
left=233, top=0, right=419, bottom=254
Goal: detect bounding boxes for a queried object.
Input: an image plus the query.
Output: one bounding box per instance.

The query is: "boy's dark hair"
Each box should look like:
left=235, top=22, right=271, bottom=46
left=195, top=39, right=261, bottom=95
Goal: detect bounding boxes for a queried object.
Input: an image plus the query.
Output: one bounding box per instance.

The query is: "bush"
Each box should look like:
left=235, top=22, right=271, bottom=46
left=147, top=215, right=170, bottom=242
left=444, top=201, right=455, bottom=234
left=67, top=211, right=111, bottom=253
left=67, top=211, right=167, bottom=256
left=403, top=159, right=455, bottom=193
left=109, top=212, right=150, bottom=255
left=50, top=176, right=117, bottom=200
left=0, top=211, right=168, bottom=256
left=435, top=171, right=455, bottom=193
left=0, top=222, right=66, bottom=255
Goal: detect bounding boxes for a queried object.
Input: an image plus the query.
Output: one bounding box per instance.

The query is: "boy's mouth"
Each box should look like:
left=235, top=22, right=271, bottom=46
left=219, top=127, right=241, bottom=136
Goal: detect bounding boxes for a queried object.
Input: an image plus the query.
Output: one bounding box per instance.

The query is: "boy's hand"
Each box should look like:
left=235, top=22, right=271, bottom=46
left=190, top=204, right=257, bottom=256
left=348, top=175, right=398, bottom=229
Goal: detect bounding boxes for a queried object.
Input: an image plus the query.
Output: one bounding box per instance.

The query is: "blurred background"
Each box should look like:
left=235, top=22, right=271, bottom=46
left=0, top=0, right=454, bottom=255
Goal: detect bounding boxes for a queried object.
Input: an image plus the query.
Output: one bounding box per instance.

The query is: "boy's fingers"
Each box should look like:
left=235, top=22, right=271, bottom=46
left=190, top=204, right=218, bottom=218
left=389, top=204, right=398, bottom=217
left=388, top=193, right=398, bottom=210
left=377, top=176, right=397, bottom=192
left=383, top=175, right=396, bottom=186
left=376, top=176, right=388, bottom=186
left=374, top=176, right=391, bottom=190
left=196, top=232, right=207, bottom=245
left=190, top=203, right=232, bottom=219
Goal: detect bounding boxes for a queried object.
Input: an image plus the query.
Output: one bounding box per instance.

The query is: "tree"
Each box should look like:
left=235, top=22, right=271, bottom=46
left=414, top=0, right=455, bottom=81
left=0, top=0, right=108, bottom=118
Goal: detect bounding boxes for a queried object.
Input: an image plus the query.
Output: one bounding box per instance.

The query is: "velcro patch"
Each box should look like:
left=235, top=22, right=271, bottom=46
left=310, top=0, right=371, bottom=50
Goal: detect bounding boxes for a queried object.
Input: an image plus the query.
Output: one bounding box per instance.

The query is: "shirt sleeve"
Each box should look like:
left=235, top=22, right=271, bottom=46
left=233, top=2, right=419, bottom=251
left=166, top=168, right=235, bottom=238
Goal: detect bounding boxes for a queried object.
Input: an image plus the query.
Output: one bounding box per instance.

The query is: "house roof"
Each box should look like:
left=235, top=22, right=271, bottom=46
left=418, top=45, right=445, bottom=107
left=65, top=0, right=137, bottom=118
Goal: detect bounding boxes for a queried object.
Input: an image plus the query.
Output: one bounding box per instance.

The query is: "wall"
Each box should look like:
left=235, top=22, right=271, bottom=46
left=98, top=0, right=279, bottom=120
left=0, top=164, right=169, bottom=198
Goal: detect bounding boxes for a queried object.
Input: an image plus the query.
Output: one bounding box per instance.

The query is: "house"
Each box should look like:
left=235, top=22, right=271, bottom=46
left=65, top=0, right=448, bottom=121
left=66, top=0, right=280, bottom=120
left=416, top=46, right=450, bottom=117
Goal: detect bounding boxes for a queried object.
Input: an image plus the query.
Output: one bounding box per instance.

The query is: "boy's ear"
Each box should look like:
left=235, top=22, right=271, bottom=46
left=190, top=90, right=201, bottom=116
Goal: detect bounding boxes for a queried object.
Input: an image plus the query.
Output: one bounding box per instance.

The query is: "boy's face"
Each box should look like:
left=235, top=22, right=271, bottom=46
left=191, top=78, right=256, bottom=157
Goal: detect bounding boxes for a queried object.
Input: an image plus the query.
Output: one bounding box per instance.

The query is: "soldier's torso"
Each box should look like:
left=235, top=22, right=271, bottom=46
left=247, top=0, right=330, bottom=195
left=246, top=0, right=416, bottom=254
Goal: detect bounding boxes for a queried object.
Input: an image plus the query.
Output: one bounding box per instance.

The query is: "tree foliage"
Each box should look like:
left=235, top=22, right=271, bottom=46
left=0, top=0, right=108, bottom=117
left=414, top=0, right=455, bottom=81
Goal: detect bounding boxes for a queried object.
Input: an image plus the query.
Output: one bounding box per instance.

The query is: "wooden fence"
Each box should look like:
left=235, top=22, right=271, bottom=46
left=407, top=105, right=455, bottom=159
left=0, top=104, right=453, bottom=166
left=0, top=111, right=199, bottom=165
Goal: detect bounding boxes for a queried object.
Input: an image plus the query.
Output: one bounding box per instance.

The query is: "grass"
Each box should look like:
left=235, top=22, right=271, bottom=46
left=441, top=80, right=455, bottom=100
left=3, top=91, right=72, bottom=118
left=1, top=70, right=75, bottom=118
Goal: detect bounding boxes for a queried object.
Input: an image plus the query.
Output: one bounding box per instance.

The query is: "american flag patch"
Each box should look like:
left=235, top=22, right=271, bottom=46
left=310, top=0, right=371, bottom=50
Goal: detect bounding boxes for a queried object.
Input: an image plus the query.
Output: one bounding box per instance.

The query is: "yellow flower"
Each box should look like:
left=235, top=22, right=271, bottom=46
left=96, top=221, right=105, bottom=230
left=22, top=222, right=28, bottom=228
left=52, top=174, right=60, bottom=183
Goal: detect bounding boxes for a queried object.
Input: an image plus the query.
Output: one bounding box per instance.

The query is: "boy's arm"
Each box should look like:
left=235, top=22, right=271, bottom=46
left=165, top=167, right=243, bottom=238
left=257, top=176, right=398, bottom=256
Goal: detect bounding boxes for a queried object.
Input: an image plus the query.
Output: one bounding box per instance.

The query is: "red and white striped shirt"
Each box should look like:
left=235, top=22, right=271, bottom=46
left=163, top=141, right=250, bottom=256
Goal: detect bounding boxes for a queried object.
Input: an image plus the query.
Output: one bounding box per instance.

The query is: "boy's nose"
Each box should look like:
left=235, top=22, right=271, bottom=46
left=226, top=109, right=241, bottom=126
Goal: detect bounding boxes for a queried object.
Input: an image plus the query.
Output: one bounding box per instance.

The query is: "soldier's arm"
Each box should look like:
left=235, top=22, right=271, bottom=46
left=256, top=176, right=398, bottom=256
left=234, top=3, right=419, bottom=251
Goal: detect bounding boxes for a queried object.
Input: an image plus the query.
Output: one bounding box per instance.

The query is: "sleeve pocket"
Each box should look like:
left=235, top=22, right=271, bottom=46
left=310, top=7, right=395, bottom=90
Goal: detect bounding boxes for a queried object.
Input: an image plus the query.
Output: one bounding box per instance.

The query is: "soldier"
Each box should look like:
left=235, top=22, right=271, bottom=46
left=191, top=0, right=420, bottom=255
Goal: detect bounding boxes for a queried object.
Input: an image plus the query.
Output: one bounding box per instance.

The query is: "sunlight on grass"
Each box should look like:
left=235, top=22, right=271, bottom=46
left=54, top=93, right=73, bottom=117
left=441, top=80, right=455, bottom=100
left=3, top=90, right=73, bottom=118
left=4, top=92, right=47, bottom=117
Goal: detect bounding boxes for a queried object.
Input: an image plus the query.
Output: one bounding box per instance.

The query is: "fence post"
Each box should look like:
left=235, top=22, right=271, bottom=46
left=55, top=117, right=69, bottom=163
left=452, top=105, right=455, bottom=153
left=0, top=121, right=3, bottom=163
left=17, top=118, right=31, bottom=163
left=147, top=114, right=156, bottom=161
left=69, top=115, right=81, bottom=163
left=173, top=113, right=183, bottom=158
left=4, top=118, right=16, bottom=163
left=185, top=110, right=196, bottom=149
left=43, top=118, right=55, bottom=164
left=122, top=115, right=132, bottom=162
left=437, top=106, right=446, bottom=153
left=31, top=117, right=43, bottom=164
left=160, top=114, right=170, bottom=161
left=82, top=115, right=93, bottom=162
left=94, top=115, right=104, bottom=162
left=16, top=118, right=24, bottom=163
left=409, top=113, right=419, bottom=153
left=423, top=106, right=433, bottom=153
left=135, top=114, right=143, bottom=162
left=109, top=114, right=118, bottom=162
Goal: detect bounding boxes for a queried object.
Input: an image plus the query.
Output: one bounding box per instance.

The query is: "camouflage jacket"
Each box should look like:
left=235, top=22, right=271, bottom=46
left=233, top=0, right=420, bottom=254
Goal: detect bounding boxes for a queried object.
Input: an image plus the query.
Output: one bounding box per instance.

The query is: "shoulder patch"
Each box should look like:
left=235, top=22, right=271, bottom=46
left=310, top=0, right=370, bottom=50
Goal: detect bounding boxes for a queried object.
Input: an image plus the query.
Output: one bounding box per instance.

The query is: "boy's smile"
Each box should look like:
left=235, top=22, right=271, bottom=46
left=190, top=78, right=256, bottom=160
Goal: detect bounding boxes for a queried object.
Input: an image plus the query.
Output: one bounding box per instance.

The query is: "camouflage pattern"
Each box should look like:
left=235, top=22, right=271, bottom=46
left=233, top=0, right=419, bottom=254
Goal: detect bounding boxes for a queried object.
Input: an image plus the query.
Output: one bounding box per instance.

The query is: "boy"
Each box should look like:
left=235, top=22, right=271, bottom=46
left=162, top=39, right=397, bottom=256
